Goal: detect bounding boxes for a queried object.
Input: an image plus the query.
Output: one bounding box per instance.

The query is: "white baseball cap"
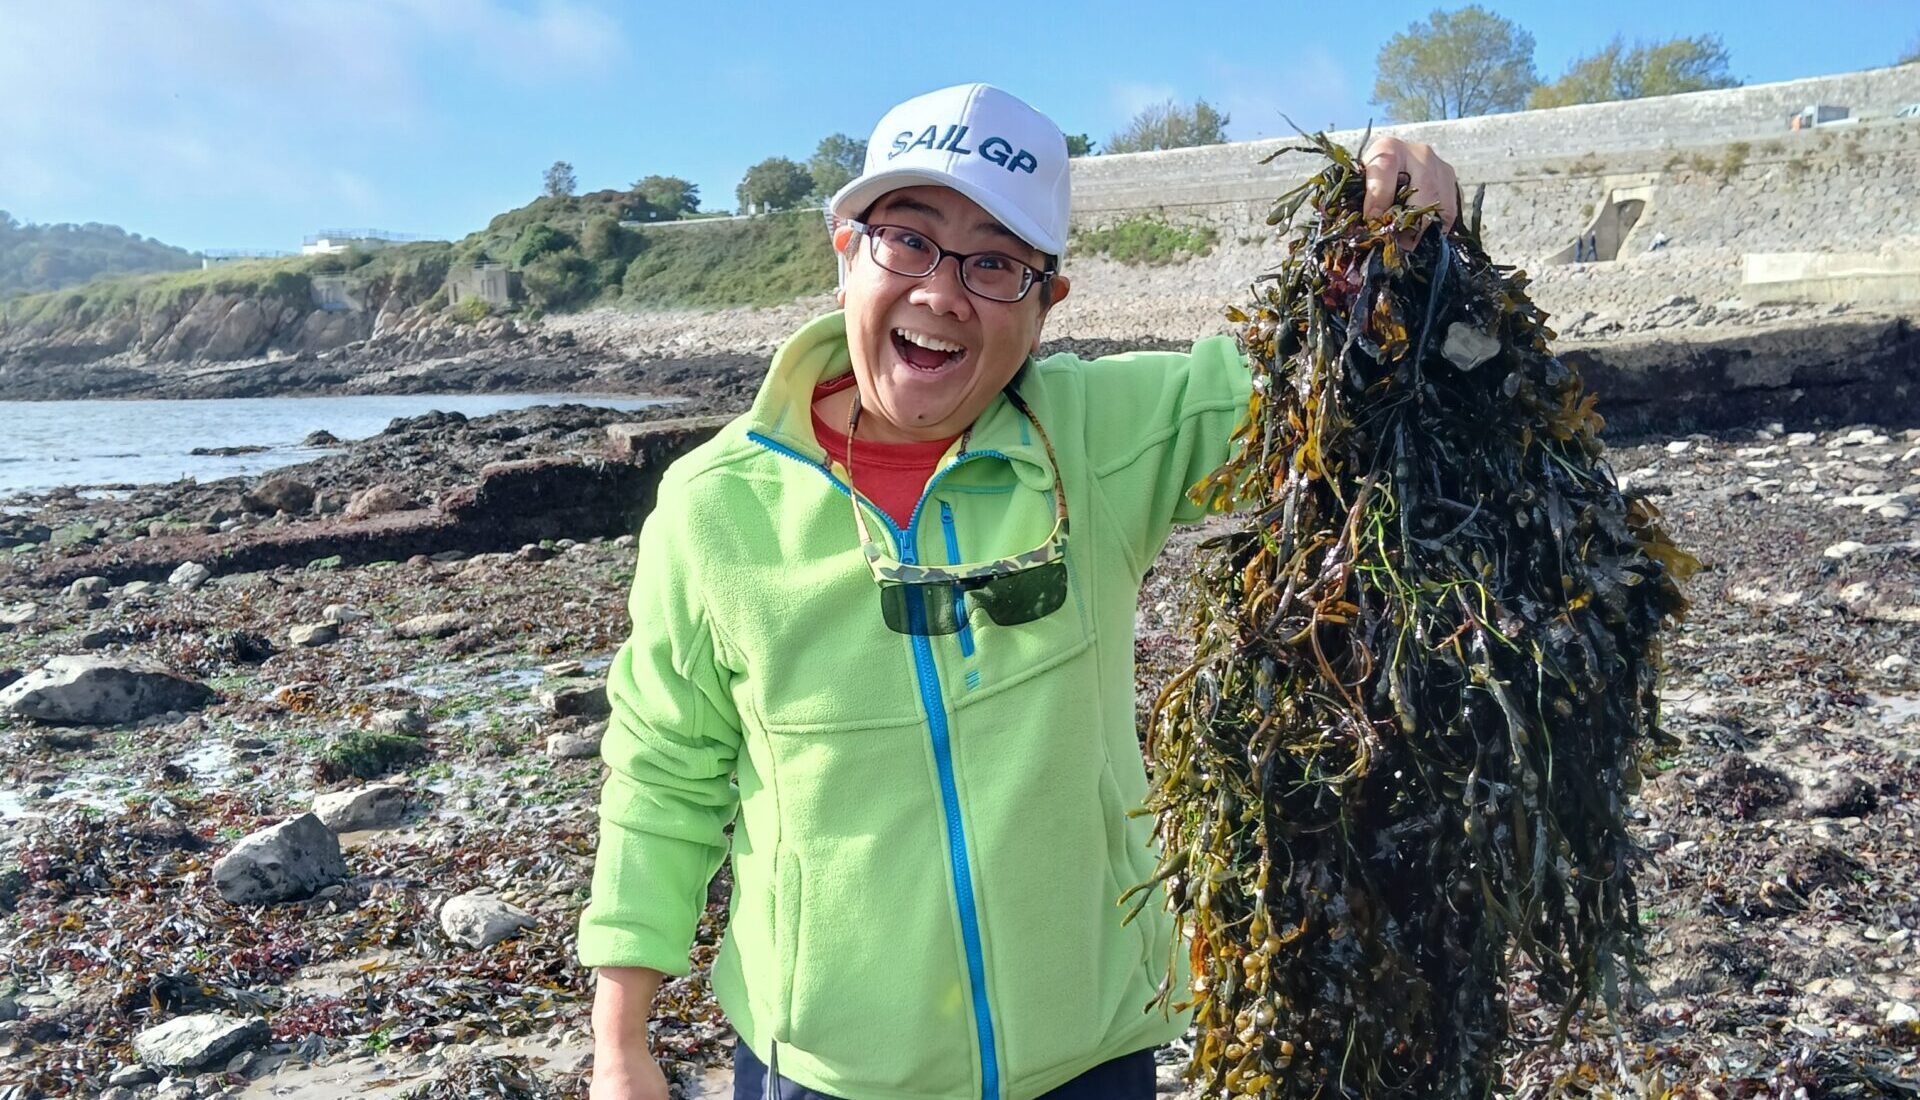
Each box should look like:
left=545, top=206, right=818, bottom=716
left=830, top=83, right=1070, bottom=258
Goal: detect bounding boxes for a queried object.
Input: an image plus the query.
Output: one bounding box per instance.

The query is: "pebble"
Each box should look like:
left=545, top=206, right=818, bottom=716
left=1665, top=441, right=1692, bottom=454
left=1888, top=1002, right=1920, bottom=1025
left=1877, top=654, right=1911, bottom=673
left=1823, top=540, right=1867, bottom=559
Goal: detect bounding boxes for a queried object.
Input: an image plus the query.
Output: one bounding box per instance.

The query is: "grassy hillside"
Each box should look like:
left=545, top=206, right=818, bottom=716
left=0, top=192, right=836, bottom=341
left=455, top=195, right=835, bottom=312
left=0, top=212, right=201, bottom=299
left=0, top=242, right=454, bottom=333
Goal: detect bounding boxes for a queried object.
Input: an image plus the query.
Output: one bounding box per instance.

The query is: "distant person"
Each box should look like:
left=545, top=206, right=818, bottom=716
left=579, top=84, right=1459, bottom=1100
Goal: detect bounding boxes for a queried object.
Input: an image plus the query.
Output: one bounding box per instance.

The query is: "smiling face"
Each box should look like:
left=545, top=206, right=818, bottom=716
left=836, top=186, right=1070, bottom=443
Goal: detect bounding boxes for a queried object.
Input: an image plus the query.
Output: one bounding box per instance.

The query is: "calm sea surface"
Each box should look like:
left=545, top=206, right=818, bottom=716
left=0, top=393, right=669, bottom=497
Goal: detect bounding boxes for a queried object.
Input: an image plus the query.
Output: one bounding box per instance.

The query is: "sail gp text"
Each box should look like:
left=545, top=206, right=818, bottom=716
left=888, top=126, right=1039, bottom=174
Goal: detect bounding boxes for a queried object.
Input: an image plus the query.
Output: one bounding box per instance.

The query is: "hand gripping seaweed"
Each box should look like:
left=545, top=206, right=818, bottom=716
left=1126, top=135, right=1698, bottom=1098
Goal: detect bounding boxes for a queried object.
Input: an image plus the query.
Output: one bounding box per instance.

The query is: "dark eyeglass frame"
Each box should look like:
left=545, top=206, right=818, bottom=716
left=847, top=219, right=1056, bottom=304
left=847, top=387, right=1071, bottom=636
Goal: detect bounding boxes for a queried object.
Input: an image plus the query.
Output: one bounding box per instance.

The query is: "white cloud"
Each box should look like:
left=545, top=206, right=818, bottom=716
left=0, top=0, right=625, bottom=236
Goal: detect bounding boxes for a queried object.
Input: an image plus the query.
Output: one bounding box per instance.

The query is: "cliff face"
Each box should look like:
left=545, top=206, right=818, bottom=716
left=0, top=246, right=454, bottom=377
left=0, top=290, right=374, bottom=368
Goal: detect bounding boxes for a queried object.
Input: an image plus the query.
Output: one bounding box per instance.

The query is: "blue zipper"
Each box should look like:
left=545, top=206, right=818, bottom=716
left=749, top=431, right=1002, bottom=1099
left=939, top=502, right=976, bottom=659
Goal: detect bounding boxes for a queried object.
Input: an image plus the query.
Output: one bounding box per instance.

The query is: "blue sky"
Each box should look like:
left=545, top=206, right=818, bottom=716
left=2, top=0, right=1914, bottom=252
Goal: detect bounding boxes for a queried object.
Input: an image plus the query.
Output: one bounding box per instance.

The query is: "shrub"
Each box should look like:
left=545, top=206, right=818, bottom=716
left=506, top=223, right=574, bottom=269
left=1073, top=218, right=1218, bottom=265
left=451, top=296, right=491, bottom=323
left=520, top=248, right=595, bottom=310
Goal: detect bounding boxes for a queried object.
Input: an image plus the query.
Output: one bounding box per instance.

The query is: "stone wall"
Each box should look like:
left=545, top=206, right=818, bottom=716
left=1070, top=64, right=1920, bottom=230
left=1042, top=65, right=1920, bottom=351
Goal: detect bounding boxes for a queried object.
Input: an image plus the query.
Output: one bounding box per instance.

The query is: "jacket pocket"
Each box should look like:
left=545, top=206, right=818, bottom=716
left=777, top=823, right=978, bottom=1094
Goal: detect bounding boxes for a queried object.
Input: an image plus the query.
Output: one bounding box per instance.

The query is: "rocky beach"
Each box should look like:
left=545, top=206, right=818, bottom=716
left=0, top=327, right=1915, bottom=1096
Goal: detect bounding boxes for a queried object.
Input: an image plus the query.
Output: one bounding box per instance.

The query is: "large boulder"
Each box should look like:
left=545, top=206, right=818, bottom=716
left=212, top=813, right=348, bottom=905
left=0, top=657, right=217, bottom=726
left=132, top=1013, right=268, bottom=1072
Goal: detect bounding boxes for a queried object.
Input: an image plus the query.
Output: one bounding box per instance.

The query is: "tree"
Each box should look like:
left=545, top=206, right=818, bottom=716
left=1064, top=133, right=1097, bottom=157
left=1105, top=99, right=1230, bottom=154
left=1372, top=6, right=1538, bottom=122
left=1531, top=34, right=1738, bottom=108
left=808, top=134, right=868, bottom=198
left=737, top=157, right=814, bottom=214
left=543, top=160, right=577, bottom=199
left=631, top=175, right=700, bottom=220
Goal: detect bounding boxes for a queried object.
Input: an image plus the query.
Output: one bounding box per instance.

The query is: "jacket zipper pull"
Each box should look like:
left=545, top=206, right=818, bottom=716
left=764, top=1040, right=779, bottom=1100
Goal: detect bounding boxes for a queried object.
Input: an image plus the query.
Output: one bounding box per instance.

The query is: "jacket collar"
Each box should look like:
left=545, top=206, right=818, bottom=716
left=746, top=311, right=1056, bottom=491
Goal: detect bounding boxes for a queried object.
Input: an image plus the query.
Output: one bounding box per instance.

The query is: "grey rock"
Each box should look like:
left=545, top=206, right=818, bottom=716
left=322, top=603, right=370, bottom=625
left=371, top=707, right=428, bottom=735
left=107, top=1064, right=157, bottom=1087
left=0, top=993, right=18, bottom=1021
left=169, top=562, right=213, bottom=592
left=546, top=722, right=605, bottom=759
left=345, top=483, right=419, bottom=520
left=132, top=1013, right=268, bottom=1072
left=98, top=1090, right=137, bottom=1100
left=312, top=784, right=407, bottom=832
left=538, top=678, right=609, bottom=719
left=241, top=477, right=315, bottom=516
left=440, top=891, right=536, bottom=948
left=212, top=813, right=348, bottom=905
left=287, top=622, right=338, bottom=648
left=0, top=657, right=217, bottom=726
left=392, top=613, right=470, bottom=640
left=123, top=581, right=155, bottom=597
left=66, top=575, right=110, bottom=598
left=0, top=601, right=36, bottom=626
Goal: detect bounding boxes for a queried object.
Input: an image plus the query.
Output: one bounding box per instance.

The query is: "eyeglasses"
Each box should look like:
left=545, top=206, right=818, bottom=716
left=848, top=219, right=1054, bottom=303
left=848, top=388, right=1070, bottom=636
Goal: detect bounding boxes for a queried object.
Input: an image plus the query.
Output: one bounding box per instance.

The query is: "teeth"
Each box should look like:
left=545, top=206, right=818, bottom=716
left=895, top=328, right=964, bottom=354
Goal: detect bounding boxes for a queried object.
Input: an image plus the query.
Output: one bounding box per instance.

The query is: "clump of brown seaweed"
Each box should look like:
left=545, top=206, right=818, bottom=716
left=1130, top=134, right=1698, bottom=1098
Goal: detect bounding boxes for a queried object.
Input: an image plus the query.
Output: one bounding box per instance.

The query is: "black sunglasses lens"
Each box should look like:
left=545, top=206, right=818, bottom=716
left=968, top=561, right=1068, bottom=626
left=879, top=583, right=965, bottom=636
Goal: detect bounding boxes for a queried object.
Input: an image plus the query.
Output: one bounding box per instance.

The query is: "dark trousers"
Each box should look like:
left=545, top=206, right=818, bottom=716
left=731, top=1041, right=1157, bottom=1100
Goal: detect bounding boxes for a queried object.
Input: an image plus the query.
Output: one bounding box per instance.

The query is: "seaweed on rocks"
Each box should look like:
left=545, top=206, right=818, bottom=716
left=1130, top=135, right=1698, bottom=1098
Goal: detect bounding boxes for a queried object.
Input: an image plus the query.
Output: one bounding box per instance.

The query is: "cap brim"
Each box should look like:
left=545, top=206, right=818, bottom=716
left=829, top=168, right=1064, bottom=259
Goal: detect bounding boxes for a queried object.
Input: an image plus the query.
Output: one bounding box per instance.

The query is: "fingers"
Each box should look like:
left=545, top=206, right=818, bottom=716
left=1363, top=137, right=1461, bottom=230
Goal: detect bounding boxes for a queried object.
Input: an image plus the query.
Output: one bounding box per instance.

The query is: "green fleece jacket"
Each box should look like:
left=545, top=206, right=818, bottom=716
left=578, top=311, right=1253, bottom=1099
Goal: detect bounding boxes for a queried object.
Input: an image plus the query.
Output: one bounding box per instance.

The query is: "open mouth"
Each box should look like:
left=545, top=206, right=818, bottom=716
left=892, top=327, right=968, bottom=374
